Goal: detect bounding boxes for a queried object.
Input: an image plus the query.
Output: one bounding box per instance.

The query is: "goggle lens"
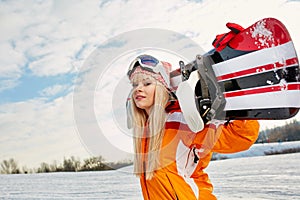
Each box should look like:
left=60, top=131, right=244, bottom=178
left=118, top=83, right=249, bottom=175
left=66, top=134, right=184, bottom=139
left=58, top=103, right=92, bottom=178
left=138, top=55, right=159, bottom=67
left=128, top=55, right=160, bottom=77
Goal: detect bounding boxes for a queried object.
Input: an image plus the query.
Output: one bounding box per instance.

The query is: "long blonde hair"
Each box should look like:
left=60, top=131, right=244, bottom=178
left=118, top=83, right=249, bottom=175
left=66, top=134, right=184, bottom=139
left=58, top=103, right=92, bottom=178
left=128, top=74, right=170, bottom=180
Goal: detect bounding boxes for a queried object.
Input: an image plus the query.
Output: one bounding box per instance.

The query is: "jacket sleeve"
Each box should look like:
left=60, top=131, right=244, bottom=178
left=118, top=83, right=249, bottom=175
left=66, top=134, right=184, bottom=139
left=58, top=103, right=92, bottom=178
left=212, top=120, right=260, bottom=153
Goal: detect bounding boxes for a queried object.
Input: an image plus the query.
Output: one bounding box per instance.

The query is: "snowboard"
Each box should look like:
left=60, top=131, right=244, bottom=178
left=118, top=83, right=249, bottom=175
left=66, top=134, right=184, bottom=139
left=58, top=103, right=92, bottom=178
left=171, top=18, right=300, bottom=122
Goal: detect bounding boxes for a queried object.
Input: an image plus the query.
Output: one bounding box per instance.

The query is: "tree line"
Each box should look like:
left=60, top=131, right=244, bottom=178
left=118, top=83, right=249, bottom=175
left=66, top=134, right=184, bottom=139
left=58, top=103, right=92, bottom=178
left=257, top=119, right=300, bottom=143
left=1, top=120, right=299, bottom=174
left=0, top=156, right=132, bottom=174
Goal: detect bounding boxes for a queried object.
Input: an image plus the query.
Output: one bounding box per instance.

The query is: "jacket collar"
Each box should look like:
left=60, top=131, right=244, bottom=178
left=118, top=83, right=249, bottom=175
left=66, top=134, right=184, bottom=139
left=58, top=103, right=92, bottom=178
left=165, top=100, right=181, bottom=113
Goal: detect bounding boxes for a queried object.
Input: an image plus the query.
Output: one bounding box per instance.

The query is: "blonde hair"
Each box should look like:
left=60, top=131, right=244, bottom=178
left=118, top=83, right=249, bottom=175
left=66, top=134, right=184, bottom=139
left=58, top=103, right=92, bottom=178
left=128, top=74, right=169, bottom=180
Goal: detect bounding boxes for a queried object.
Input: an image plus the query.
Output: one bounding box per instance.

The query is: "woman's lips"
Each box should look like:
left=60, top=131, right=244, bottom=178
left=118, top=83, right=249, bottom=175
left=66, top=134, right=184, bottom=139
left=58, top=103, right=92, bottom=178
left=135, top=95, right=145, bottom=100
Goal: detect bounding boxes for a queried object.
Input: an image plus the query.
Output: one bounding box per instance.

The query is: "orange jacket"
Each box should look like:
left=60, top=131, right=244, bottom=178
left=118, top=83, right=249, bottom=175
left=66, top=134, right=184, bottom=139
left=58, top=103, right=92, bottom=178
left=139, top=102, right=260, bottom=200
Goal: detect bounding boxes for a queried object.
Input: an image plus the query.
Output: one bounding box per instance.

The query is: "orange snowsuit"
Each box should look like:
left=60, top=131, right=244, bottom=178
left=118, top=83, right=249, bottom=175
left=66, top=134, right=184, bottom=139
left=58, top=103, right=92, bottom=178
left=139, top=101, right=260, bottom=199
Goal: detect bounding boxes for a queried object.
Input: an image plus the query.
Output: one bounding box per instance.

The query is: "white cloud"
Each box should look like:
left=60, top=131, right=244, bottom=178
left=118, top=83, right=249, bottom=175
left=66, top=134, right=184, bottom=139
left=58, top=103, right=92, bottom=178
left=0, top=42, right=25, bottom=92
left=39, top=84, right=70, bottom=97
left=0, top=2, right=33, bottom=42
left=0, top=42, right=25, bottom=77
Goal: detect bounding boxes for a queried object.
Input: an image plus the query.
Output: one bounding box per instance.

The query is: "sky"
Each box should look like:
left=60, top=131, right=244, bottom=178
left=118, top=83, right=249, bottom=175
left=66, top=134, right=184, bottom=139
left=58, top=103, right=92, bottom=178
left=0, top=0, right=300, bottom=169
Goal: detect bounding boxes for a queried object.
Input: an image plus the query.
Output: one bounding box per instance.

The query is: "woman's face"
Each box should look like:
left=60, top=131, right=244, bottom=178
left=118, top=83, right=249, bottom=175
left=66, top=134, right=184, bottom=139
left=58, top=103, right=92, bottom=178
left=131, top=74, right=156, bottom=115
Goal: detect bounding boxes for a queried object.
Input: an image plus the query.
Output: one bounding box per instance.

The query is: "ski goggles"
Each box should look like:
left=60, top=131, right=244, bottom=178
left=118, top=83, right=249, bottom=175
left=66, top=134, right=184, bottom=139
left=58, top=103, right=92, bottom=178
left=127, top=55, right=170, bottom=88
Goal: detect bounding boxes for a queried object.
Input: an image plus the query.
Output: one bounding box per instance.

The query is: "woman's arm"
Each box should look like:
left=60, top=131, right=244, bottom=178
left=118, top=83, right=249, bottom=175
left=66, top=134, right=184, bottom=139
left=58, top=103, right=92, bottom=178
left=212, top=120, right=260, bottom=153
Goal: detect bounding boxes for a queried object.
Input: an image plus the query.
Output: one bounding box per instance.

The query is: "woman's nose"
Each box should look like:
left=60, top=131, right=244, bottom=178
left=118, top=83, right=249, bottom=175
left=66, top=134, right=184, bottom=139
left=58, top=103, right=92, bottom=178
left=135, top=83, right=143, bottom=91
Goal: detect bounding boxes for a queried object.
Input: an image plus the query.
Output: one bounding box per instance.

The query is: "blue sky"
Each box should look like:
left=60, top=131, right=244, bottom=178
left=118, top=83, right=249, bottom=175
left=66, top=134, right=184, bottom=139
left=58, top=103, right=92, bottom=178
left=0, top=68, right=74, bottom=103
left=0, top=0, right=300, bottom=168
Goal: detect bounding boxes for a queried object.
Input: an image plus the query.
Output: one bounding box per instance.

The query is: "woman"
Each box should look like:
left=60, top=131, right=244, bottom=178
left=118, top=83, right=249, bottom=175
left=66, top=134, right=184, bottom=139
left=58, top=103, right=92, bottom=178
left=126, top=54, right=259, bottom=200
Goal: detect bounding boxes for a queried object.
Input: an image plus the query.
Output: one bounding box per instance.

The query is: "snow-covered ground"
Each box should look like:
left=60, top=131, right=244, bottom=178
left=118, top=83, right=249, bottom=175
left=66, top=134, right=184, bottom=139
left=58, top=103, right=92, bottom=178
left=209, top=141, right=300, bottom=199
left=207, top=153, right=300, bottom=200
left=0, top=143, right=299, bottom=199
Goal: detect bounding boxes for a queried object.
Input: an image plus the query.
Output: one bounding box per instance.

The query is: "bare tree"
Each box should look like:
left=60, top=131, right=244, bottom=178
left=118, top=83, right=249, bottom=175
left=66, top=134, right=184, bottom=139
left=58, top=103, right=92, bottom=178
left=63, top=156, right=81, bottom=172
left=82, top=156, right=108, bottom=171
left=0, top=158, right=20, bottom=174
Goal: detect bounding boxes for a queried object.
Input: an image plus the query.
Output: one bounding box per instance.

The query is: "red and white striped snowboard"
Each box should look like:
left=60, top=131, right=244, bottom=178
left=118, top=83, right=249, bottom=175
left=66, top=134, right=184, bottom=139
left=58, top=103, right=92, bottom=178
left=171, top=18, right=300, bottom=121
